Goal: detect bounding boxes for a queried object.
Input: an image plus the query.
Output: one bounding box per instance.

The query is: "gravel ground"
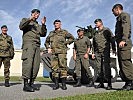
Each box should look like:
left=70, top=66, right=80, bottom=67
left=0, top=80, right=125, bottom=100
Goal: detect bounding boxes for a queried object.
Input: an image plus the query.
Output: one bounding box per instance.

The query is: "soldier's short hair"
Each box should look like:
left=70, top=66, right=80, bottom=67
left=1, top=25, right=7, bottom=29
left=53, top=19, right=61, bottom=24
left=31, top=9, right=40, bottom=13
left=77, top=29, right=84, bottom=33
left=112, top=4, right=123, bottom=11
left=94, top=19, right=102, bottom=24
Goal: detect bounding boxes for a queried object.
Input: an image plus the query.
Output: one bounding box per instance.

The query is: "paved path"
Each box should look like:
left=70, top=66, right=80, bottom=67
left=0, top=80, right=124, bottom=100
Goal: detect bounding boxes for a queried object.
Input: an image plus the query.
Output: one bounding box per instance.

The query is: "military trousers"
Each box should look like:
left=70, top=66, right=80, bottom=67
left=0, top=57, right=10, bottom=80
left=75, top=54, right=92, bottom=78
left=117, top=48, right=133, bottom=81
left=94, top=52, right=111, bottom=81
left=51, top=53, right=67, bottom=78
left=21, top=44, right=40, bottom=79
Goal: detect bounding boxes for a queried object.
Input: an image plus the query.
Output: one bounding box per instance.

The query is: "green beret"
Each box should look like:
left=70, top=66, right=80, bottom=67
left=31, top=9, right=40, bottom=13
left=112, top=4, right=123, bottom=10
left=94, top=19, right=102, bottom=23
left=1, top=25, right=7, bottom=29
left=77, top=28, right=84, bottom=33
left=53, top=19, right=61, bottom=24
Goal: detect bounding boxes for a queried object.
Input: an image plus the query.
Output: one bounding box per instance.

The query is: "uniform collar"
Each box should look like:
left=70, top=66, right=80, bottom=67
left=116, top=11, right=124, bottom=20
left=0, top=33, right=8, bottom=38
left=77, top=35, right=84, bottom=39
left=54, top=29, right=62, bottom=33
left=98, top=26, right=105, bottom=32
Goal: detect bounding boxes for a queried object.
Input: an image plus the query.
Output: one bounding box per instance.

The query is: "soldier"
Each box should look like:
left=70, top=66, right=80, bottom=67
left=92, top=19, right=116, bottom=90
left=0, top=25, right=14, bottom=87
left=45, top=19, right=74, bottom=90
left=112, top=4, right=133, bottom=90
left=73, top=29, right=94, bottom=87
left=19, top=9, right=47, bottom=92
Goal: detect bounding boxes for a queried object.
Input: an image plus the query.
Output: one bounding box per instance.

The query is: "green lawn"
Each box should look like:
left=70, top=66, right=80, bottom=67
left=45, top=91, right=133, bottom=100
left=0, top=76, right=51, bottom=82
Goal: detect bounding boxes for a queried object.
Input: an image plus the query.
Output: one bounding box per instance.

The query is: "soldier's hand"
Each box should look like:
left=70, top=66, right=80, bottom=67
left=73, top=55, right=76, bottom=60
left=41, top=16, right=46, bottom=24
left=119, top=41, right=126, bottom=48
left=48, top=48, right=52, bottom=53
left=92, top=54, right=95, bottom=59
left=84, top=53, right=88, bottom=59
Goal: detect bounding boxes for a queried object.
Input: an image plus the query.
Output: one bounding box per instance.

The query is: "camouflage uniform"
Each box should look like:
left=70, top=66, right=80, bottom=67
left=74, top=36, right=92, bottom=78
left=92, top=27, right=115, bottom=83
left=0, top=33, right=14, bottom=80
left=19, top=18, right=47, bottom=79
left=115, top=12, right=133, bottom=81
left=45, top=29, right=74, bottom=78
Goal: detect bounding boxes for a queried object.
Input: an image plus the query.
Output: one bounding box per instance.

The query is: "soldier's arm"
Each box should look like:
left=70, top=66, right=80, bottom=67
left=86, top=37, right=91, bottom=54
left=91, top=37, right=96, bottom=54
left=44, top=35, right=50, bottom=49
left=91, top=38, right=96, bottom=59
left=65, top=31, right=75, bottom=45
left=19, top=18, right=31, bottom=30
left=107, top=28, right=116, bottom=51
left=73, top=43, right=77, bottom=60
left=121, top=13, right=131, bottom=42
left=84, top=37, right=90, bottom=59
left=9, top=37, right=15, bottom=59
left=40, top=24, right=47, bottom=37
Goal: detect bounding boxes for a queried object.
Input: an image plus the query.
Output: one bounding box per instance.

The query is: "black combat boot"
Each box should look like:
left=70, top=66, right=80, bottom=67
left=73, top=78, right=81, bottom=87
left=29, top=79, right=40, bottom=91
left=106, top=79, right=112, bottom=90
left=86, top=78, right=94, bottom=87
left=23, top=79, right=34, bottom=92
left=5, top=79, right=10, bottom=87
left=122, top=81, right=132, bottom=91
left=61, top=78, right=67, bottom=90
left=53, top=77, right=59, bottom=90
left=95, top=78, right=104, bottom=89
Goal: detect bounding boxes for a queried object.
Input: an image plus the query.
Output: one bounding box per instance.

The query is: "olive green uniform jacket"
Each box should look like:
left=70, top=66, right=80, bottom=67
left=0, top=33, right=14, bottom=80
left=115, top=12, right=133, bottom=81
left=45, top=29, right=74, bottom=78
left=74, top=36, right=92, bottom=78
left=19, top=18, right=47, bottom=79
left=92, top=27, right=116, bottom=80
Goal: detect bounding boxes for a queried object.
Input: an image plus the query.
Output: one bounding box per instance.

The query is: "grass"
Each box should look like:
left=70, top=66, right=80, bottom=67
left=42, top=91, right=133, bottom=100
left=0, top=76, right=51, bottom=82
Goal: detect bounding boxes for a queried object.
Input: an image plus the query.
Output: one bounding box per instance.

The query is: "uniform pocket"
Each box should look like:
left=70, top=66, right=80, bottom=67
left=21, top=48, right=28, bottom=60
left=121, top=49, right=131, bottom=60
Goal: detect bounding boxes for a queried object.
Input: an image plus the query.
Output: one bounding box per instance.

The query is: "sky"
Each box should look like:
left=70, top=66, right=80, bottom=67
left=0, top=0, right=133, bottom=49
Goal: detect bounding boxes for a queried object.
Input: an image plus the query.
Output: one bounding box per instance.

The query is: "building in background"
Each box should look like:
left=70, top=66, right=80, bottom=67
left=0, top=50, right=43, bottom=77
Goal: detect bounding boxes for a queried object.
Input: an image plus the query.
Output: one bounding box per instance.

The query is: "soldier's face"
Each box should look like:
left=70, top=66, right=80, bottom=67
left=95, top=21, right=102, bottom=28
left=54, top=22, right=61, bottom=29
left=112, top=9, right=119, bottom=16
left=1, top=27, right=8, bottom=34
left=32, top=12, right=40, bottom=19
left=78, top=31, right=84, bottom=37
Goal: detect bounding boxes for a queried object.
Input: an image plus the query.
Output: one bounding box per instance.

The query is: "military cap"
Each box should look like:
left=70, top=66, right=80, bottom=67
left=112, top=4, right=123, bottom=10
left=94, top=19, right=102, bottom=23
left=1, top=25, right=7, bottom=29
left=77, top=28, right=84, bottom=33
left=53, top=19, right=61, bottom=24
left=31, top=9, right=40, bottom=13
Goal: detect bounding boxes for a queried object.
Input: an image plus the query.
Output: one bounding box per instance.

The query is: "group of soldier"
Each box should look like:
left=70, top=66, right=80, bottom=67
left=0, top=3, right=133, bottom=92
